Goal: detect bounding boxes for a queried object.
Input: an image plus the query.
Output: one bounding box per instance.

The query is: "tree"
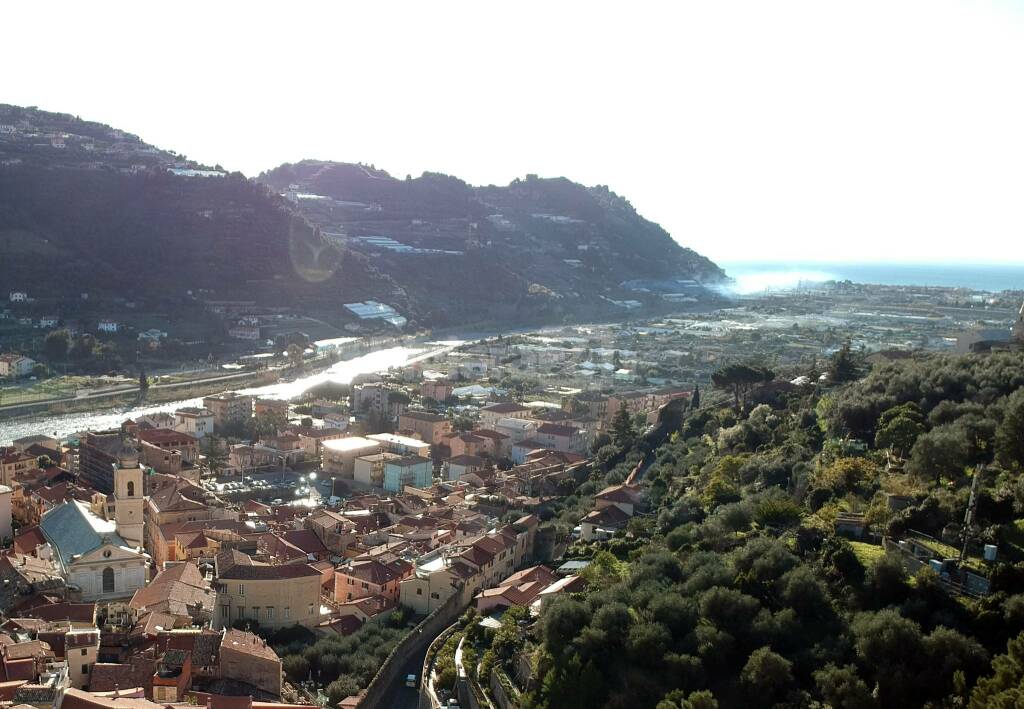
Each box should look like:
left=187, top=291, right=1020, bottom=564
left=287, top=343, right=304, bottom=368
left=43, top=329, right=70, bottom=361
left=971, top=632, right=1024, bottom=708
left=875, top=403, right=926, bottom=459
left=711, top=364, right=773, bottom=413
left=740, top=647, right=794, bottom=707
left=828, top=341, right=860, bottom=383
left=139, top=369, right=149, bottom=392
left=812, top=664, right=873, bottom=709
left=690, top=384, right=701, bottom=411
left=540, top=597, right=590, bottom=657
left=611, top=403, right=636, bottom=449
left=995, top=389, right=1024, bottom=470
left=907, top=425, right=969, bottom=485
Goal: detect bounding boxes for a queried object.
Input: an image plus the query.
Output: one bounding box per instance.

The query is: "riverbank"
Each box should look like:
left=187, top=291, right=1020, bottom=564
left=0, top=340, right=462, bottom=444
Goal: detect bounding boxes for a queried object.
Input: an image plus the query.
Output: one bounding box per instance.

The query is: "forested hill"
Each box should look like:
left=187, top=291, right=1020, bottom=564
left=0, top=104, right=724, bottom=329
left=495, top=348, right=1024, bottom=708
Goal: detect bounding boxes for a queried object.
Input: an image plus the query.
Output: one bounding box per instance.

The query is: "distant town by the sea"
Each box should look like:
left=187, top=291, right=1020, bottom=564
left=720, top=262, right=1024, bottom=295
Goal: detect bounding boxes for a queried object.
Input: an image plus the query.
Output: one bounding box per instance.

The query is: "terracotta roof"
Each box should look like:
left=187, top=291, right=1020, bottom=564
left=582, top=505, right=631, bottom=527
left=280, top=529, right=328, bottom=556
left=221, top=629, right=279, bottom=662
left=137, top=429, right=197, bottom=446
left=217, top=553, right=319, bottom=581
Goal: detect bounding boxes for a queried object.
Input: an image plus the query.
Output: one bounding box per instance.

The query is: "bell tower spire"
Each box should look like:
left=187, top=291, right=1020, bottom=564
left=112, top=437, right=145, bottom=548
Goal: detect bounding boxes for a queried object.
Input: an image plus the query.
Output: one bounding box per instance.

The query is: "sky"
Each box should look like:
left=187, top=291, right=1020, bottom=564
left=4, top=1, right=1024, bottom=266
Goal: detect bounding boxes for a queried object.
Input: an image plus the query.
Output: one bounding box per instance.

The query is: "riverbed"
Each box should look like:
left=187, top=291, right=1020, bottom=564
left=0, top=342, right=461, bottom=444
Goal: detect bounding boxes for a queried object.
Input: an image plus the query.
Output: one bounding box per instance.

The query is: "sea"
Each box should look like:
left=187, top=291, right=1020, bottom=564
left=720, top=262, right=1024, bottom=295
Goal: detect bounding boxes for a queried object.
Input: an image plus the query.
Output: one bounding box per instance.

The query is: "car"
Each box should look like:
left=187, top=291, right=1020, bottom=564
left=405, top=674, right=417, bottom=688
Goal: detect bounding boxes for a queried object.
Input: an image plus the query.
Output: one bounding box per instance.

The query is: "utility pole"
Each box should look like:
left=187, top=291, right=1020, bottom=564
left=960, top=465, right=983, bottom=565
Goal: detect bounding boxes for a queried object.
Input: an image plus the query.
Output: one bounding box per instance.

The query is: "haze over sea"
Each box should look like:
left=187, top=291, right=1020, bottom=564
left=721, top=262, right=1024, bottom=295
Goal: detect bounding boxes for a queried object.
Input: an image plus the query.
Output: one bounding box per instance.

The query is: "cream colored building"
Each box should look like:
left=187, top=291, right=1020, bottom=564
left=66, top=628, right=100, bottom=689
left=353, top=452, right=401, bottom=488
left=322, top=437, right=381, bottom=479
left=213, top=550, right=323, bottom=630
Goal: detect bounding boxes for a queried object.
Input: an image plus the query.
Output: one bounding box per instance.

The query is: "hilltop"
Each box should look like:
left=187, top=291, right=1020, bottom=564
left=0, top=105, right=724, bottom=332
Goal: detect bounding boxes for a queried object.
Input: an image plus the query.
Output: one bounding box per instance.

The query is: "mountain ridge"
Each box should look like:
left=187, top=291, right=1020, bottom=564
left=0, top=104, right=724, bottom=331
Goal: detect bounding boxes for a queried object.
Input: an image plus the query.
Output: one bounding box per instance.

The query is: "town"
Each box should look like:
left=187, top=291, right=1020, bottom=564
left=0, top=277, right=1023, bottom=709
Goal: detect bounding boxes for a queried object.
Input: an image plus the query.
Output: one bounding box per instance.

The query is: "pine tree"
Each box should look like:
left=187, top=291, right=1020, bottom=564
left=691, top=384, right=701, bottom=410
left=611, top=403, right=636, bottom=449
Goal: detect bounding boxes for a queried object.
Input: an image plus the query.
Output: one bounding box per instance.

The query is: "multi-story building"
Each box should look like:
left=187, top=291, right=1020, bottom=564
left=479, top=403, right=532, bottom=428
left=76, top=432, right=122, bottom=493
left=367, top=432, right=431, bottom=458
left=333, top=557, right=411, bottom=602
left=0, top=447, right=36, bottom=486
left=174, top=407, right=214, bottom=439
left=137, top=428, right=198, bottom=464
left=399, top=515, right=539, bottom=615
left=398, top=411, right=452, bottom=445
left=212, top=550, right=322, bottom=630
left=383, top=456, right=433, bottom=492
left=353, top=452, right=400, bottom=488
left=420, top=379, right=454, bottom=402
left=0, top=354, right=35, bottom=378
left=322, top=437, right=382, bottom=479
left=202, top=392, right=253, bottom=430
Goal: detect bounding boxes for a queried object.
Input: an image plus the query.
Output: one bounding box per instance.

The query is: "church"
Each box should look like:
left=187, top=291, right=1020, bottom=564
left=38, top=439, right=149, bottom=601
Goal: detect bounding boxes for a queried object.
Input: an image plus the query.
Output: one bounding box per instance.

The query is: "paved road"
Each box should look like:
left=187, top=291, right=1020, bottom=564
left=376, top=634, right=428, bottom=709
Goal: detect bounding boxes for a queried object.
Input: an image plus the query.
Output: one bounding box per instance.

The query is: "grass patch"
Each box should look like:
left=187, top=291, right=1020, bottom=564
left=849, top=541, right=885, bottom=567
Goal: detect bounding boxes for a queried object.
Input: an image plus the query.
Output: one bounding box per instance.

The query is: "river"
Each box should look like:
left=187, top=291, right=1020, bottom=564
left=0, top=341, right=462, bottom=444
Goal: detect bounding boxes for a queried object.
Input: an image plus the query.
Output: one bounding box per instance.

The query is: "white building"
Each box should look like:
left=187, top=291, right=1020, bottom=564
left=8, top=291, right=27, bottom=303
left=97, top=320, right=120, bottom=333
left=38, top=500, right=149, bottom=601
left=175, top=407, right=215, bottom=439
left=0, top=354, right=35, bottom=379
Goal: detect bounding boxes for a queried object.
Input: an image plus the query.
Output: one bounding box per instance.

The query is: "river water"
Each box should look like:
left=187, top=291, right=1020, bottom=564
left=0, top=342, right=462, bottom=444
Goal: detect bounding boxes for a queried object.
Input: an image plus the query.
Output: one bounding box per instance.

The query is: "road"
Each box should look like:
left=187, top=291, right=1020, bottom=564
left=376, top=636, right=428, bottom=709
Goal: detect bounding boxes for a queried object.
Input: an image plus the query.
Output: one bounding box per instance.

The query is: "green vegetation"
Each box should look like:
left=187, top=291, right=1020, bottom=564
left=516, top=349, right=1024, bottom=708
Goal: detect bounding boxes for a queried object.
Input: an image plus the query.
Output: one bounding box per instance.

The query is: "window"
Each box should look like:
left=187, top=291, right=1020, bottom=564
left=221, top=606, right=229, bottom=618
left=82, top=665, right=89, bottom=674
left=416, top=588, right=423, bottom=595
left=266, top=607, right=274, bottom=620
left=81, top=649, right=88, bottom=656
left=238, top=584, right=245, bottom=596
left=284, top=607, right=290, bottom=619
left=251, top=607, right=259, bottom=618
left=102, top=567, right=115, bottom=593
left=308, top=604, right=314, bottom=616
left=126, top=480, right=135, bottom=497
left=430, top=592, right=439, bottom=599
left=237, top=607, right=245, bottom=619
left=361, top=582, right=368, bottom=589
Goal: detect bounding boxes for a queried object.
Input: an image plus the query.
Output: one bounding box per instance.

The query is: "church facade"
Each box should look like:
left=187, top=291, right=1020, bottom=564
left=37, top=440, right=149, bottom=601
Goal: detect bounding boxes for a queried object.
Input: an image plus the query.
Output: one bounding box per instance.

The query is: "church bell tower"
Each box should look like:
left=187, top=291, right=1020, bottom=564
left=113, top=439, right=145, bottom=548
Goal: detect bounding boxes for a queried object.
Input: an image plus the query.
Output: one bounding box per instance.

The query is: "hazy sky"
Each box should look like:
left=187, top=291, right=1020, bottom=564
left=5, top=1, right=1024, bottom=265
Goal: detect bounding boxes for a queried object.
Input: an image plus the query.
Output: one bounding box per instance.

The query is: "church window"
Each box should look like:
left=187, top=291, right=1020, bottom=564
left=127, top=481, right=135, bottom=497
left=102, top=567, right=115, bottom=593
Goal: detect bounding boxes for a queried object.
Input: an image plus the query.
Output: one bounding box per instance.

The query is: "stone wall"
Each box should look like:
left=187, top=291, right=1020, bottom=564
left=357, top=584, right=472, bottom=708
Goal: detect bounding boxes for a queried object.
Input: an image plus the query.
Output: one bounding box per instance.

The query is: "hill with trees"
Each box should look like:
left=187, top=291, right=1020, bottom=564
left=477, top=348, right=1024, bottom=708
left=0, top=105, right=724, bottom=330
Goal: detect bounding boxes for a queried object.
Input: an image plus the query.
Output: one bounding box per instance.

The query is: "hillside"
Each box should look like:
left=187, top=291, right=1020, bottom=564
left=0, top=105, right=724, bottom=332
left=449, top=349, right=1024, bottom=708
left=258, top=161, right=725, bottom=327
